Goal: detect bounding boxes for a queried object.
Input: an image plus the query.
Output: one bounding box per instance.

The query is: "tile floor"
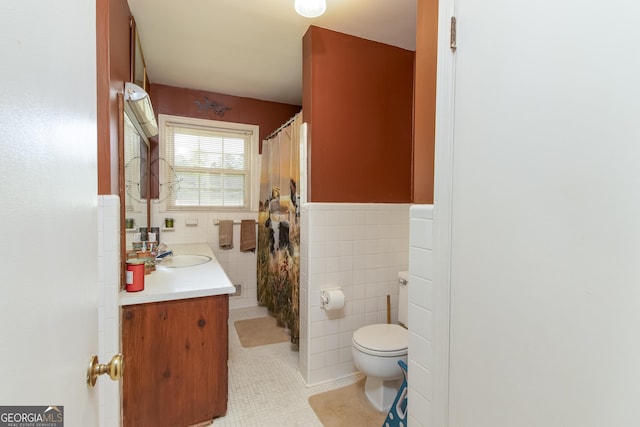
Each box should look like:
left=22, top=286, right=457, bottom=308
left=211, top=306, right=363, bottom=426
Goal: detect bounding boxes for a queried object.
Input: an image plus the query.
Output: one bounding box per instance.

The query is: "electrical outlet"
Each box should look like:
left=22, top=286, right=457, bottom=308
left=231, top=284, right=242, bottom=297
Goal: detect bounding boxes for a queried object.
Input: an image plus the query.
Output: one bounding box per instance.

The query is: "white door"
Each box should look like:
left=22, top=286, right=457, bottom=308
left=439, top=1, right=640, bottom=426
left=0, top=0, right=100, bottom=426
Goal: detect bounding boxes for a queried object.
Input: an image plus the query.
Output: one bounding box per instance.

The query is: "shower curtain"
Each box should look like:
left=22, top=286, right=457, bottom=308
left=257, top=112, right=302, bottom=345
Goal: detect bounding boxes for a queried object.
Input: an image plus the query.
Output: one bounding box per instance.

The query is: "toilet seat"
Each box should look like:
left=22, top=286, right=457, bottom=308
left=352, top=324, right=408, bottom=357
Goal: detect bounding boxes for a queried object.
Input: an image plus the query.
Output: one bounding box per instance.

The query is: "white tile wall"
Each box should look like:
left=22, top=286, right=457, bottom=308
left=97, top=195, right=121, bottom=427
left=150, top=204, right=258, bottom=310
left=408, top=204, right=434, bottom=427
left=110, top=200, right=416, bottom=418
left=300, top=203, right=410, bottom=386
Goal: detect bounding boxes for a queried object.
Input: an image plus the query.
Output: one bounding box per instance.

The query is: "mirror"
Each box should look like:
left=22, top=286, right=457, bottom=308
left=123, top=111, right=149, bottom=247
left=119, top=92, right=151, bottom=288
left=119, top=18, right=154, bottom=287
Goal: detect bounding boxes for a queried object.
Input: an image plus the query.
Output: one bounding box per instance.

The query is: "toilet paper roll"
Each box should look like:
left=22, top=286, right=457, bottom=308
left=322, top=289, right=345, bottom=312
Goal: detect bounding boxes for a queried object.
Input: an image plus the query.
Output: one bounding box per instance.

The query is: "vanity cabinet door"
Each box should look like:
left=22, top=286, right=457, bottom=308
left=122, top=294, right=229, bottom=427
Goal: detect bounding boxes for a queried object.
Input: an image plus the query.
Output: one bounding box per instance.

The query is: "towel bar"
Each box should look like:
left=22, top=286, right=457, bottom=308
left=213, top=220, right=258, bottom=226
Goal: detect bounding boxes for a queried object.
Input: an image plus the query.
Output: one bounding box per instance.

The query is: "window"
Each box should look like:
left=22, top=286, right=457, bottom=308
left=159, top=114, right=259, bottom=210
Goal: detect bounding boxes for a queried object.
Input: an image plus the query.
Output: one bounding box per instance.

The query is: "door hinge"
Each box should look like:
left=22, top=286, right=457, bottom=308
left=450, top=16, right=457, bottom=51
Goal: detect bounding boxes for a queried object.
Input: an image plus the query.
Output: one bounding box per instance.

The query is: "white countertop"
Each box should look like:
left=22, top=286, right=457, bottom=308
left=119, top=243, right=236, bottom=306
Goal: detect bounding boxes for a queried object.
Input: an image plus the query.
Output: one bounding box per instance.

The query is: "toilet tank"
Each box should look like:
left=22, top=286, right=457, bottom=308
left=398, top=271, right=409, bottom=327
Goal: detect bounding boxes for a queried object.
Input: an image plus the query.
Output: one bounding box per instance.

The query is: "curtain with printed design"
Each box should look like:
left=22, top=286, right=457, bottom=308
left=257, top=112, right=302, bottom=345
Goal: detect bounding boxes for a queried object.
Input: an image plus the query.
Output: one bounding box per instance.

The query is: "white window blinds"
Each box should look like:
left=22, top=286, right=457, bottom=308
left=164, top=120, right=254, bottom=209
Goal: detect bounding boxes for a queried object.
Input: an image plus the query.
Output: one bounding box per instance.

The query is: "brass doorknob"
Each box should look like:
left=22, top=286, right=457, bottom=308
left=87, top=354, right=124, bottom=388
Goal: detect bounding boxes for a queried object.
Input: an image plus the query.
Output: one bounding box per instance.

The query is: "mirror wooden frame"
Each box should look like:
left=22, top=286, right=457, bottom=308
left=120, top=16, right=152, bottom=289
left=130, top=17, right=149, bottom=93
left=118, top=95, right=151, bottom=290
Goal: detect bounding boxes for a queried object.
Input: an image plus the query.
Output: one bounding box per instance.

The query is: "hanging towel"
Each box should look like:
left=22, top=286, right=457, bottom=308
left=218, top=220, right=234, bottom=249
left=240, top=220, right=256, bottom=252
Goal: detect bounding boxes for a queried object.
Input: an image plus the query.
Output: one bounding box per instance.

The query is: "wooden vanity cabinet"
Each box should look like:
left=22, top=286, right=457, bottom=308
left=121, top=294, right=229, bottom=427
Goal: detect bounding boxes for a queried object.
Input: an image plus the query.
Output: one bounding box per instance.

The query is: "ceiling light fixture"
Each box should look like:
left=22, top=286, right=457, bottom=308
left=294, top=0, right=326, bottom=18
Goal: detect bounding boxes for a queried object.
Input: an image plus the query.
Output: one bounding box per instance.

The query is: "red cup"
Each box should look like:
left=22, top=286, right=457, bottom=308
left=126, top=260, right=145, bottom=292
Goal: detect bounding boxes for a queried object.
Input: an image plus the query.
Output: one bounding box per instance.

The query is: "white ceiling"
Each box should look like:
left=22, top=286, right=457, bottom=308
left=127, top=0, right=417, bottom=105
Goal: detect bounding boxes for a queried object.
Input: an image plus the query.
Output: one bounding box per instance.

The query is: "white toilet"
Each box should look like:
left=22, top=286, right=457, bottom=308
left=351, top=271, right=409, bottom=412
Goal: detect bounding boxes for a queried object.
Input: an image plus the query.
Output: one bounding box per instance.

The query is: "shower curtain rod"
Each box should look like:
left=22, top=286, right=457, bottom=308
left=264, top=112, right=300, bottom=141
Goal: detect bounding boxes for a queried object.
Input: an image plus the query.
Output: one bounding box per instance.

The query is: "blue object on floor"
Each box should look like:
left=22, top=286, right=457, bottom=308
left=382, top=360, right=408, bottom=427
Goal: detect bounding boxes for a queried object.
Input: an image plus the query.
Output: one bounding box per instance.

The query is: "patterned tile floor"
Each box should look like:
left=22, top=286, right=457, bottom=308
left=210, top=306, right=363, bottom=427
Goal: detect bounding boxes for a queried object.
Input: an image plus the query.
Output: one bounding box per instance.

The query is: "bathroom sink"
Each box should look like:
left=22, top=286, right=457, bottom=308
left=157, top=254, right=212, bottom=268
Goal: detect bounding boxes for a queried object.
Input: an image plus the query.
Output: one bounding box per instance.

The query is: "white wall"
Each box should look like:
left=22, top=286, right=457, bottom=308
left=429, top=0, right=640, bottom=426
left=1, top=0, right=100, bottom=422
left=300, top=203, right=410, bottom=385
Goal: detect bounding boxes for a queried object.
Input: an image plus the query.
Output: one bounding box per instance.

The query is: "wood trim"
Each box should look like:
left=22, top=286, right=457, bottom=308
left=96, top=0, right=111, bottom=195
left=129, top=17, right=135, bottom=83
left=118, top=93, right=126, bottom=290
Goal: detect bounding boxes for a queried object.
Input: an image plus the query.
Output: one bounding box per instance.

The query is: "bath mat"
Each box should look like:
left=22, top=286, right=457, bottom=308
left=234, top=316, right=289, bottom=348
left=308, top=379, right=386, bottom=427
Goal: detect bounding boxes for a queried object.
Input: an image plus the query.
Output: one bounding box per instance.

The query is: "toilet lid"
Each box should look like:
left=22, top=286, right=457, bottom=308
left=352, top=324, right=408, bottom=356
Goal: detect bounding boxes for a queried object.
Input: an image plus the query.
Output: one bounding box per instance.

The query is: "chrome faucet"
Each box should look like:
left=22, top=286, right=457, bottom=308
left=155, top=249, right=173, bottom=262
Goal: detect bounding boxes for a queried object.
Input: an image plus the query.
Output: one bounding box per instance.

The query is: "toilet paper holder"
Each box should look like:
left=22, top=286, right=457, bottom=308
left=320, top=290, right=330, bottom=306
left=320, top=287, right=345, bottom=310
